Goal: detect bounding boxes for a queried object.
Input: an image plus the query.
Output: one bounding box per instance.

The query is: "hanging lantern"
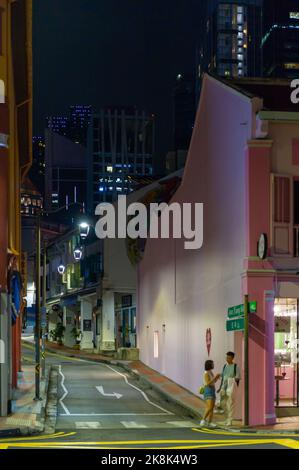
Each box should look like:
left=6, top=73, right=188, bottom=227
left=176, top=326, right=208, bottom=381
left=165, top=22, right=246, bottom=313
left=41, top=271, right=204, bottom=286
left=73, top=246, right=83, bottom=261
left=79, top=221, right=90, bottom=239
left=57, top=261, right=65, bottom=275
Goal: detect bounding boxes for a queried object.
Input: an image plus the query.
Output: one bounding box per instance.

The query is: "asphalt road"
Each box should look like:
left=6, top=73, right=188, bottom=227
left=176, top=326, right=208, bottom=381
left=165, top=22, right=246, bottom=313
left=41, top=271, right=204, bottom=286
left=5, top=343, right=298, bottom=450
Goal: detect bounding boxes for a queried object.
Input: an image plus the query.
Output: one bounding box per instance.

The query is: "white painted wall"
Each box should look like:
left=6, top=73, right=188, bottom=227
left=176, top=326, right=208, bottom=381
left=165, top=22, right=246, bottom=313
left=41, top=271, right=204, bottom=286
left=138, top=75, right=253, bottom=417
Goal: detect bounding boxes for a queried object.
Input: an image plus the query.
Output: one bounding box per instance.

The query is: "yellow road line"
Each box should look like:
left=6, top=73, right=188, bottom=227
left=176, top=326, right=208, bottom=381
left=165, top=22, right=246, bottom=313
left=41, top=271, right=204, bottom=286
left=0, top=432, right=76, bottom=443
left=22, top=343, right=86, bottom=363
left=1, top=438, right=294, bottom=450
left=0, top=438, right=282, bottom=446
left=192, top=427, right=299, bottom=438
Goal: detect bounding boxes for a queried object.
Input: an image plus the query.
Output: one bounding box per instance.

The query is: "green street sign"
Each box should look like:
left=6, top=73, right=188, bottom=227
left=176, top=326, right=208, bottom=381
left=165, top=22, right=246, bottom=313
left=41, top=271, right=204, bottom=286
left=226, top=318, right=245, bottom=332
left=227, top=301, right=257, bottom=318
left=249, top=301, right=257, bottom=313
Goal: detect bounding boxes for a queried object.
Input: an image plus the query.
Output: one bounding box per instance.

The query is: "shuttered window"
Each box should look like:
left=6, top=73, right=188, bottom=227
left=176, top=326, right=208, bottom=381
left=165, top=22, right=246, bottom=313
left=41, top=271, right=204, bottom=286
left=274, top=176, right=290, bottom=223
left=272, top=175, right=292, bottom=255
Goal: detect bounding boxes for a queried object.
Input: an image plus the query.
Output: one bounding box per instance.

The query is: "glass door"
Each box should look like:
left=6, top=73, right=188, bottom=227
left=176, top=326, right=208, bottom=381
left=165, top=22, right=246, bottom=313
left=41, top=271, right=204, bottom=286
left=274, top=298, right=298, bottom=407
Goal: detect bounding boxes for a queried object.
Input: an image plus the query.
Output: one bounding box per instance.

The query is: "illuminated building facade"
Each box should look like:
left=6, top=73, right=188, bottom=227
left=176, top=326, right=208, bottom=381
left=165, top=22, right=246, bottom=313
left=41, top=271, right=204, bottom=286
left=0, top=0, right=32, bottom=416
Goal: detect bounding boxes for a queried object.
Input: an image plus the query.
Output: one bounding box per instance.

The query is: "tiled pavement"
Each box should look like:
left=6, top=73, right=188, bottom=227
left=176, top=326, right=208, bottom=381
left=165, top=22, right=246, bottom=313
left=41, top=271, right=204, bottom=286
left=0, top=364, right=49, bottom=435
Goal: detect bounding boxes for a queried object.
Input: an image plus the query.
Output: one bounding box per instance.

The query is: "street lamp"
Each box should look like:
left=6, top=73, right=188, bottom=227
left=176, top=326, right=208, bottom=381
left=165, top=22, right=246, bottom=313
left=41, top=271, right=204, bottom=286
left=57, top=261, right=66, bottom=275
left=79, top=221, right=90, bottom=239
left=34, top=202, right=92, bottom=400
left=73, top=246, right=83, bottom=261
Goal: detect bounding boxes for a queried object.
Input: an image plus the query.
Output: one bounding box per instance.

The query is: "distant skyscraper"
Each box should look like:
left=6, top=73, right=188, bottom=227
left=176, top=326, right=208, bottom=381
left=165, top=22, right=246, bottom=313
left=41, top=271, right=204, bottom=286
left=262, top=0, right=299, bottom=78
left=46, top=105, right=93, bottom=146
left=69, top=105, right=93, bottom=146
left=46, top=115, right=69, bottom=137
left=30, top=136, right=46, bottom=194
left=199, top=0, right=262, bottom=80
left=173, top=73, right=196, bottom=151
left=87, top=108, right=155, bottom=209
left=44, top=130, right=87, bottom=211
left=166, top=73, right=196, bottom=174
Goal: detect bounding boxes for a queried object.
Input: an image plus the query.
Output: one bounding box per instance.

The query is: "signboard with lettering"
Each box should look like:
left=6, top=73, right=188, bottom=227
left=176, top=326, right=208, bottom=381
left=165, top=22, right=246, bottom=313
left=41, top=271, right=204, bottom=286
left=227, top=301, right=257, bottom=318
left=226, top=318, right=245, bottom=332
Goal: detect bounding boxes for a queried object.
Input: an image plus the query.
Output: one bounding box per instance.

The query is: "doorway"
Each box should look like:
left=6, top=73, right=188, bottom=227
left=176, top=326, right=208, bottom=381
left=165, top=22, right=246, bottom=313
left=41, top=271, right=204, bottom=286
left=274, top=298, right=299, bottom=407
left=115, top=307, right=136, bottom=348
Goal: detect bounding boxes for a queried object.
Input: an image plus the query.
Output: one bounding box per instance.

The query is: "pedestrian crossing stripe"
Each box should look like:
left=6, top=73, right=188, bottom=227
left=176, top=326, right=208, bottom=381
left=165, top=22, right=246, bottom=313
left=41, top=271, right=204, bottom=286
left=75, top=422, right=102, bottom=429
left=120, top=421, right=147, bottom=428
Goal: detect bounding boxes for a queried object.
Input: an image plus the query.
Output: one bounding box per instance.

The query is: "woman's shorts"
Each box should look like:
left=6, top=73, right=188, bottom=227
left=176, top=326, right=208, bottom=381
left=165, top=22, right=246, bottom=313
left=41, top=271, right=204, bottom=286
left=204, top=386, right=216, bottom=401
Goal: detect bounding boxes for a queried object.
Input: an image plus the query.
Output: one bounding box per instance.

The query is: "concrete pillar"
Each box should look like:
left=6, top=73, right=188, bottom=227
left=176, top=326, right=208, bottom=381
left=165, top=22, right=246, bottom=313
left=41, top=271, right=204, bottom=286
left=0, top=293, right=9, bottom=416
left=100, top=291, right=115, bottom=351
left=80, top=299, right=93, bottom=350
left=0, top=103, right=9, bottom=416
left=264, top=290, right=276, bottom=425
left=64, top=307, right=75, bottom=348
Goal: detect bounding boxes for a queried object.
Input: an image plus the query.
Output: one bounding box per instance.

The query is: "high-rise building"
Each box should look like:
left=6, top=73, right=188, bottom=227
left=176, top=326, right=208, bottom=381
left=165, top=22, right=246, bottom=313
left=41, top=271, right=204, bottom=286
left=166, top=73, right=196, bottom=174
left=87, top=108, right=155, bottom=209
left=199, top=0, right=263, bottom=80
left=46, top=115, right=69, bottom=137
left=29, top=136, right=45, bottom=194
left=173, top=73, right=196, bottom=152
left=44, top=130, right=87, bottom=211
left=262, top=0, right=299, bottom=78
left=69, top=105, right=93, bottom=146
left=46, top=105, right=93, bottom=147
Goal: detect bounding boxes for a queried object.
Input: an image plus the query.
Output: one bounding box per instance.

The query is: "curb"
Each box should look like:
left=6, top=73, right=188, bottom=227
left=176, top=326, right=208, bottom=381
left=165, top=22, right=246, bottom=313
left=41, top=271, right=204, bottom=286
left=0, top=428, right=22, bottom=438
left=116, top=362, right=204, bottom=421
left=115, top=363, right=299, bottom=436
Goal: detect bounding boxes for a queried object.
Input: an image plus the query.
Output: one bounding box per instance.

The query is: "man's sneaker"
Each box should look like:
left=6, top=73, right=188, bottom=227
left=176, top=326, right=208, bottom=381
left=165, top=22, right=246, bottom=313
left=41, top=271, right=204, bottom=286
left=225, top=420, right=233, bottom=427
left=207, top=422, right=217, bottom=428
left=200, top=419, right=207, bottom=427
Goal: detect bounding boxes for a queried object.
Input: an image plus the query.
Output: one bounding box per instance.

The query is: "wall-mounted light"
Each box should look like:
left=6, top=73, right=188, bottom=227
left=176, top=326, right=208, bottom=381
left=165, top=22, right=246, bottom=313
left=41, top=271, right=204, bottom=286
left=73, top=246, right=83, bottom=261
left=79, top=221, right=90, bottom=239
left=57, top=261, right=65, bottom=275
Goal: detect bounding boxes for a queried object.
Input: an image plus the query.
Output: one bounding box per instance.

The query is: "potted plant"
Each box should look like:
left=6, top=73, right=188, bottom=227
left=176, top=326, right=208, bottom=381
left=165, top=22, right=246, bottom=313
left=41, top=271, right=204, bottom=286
left=71, top=327, right=82, bottom=349
left=49, top=323, right=65, bottom=345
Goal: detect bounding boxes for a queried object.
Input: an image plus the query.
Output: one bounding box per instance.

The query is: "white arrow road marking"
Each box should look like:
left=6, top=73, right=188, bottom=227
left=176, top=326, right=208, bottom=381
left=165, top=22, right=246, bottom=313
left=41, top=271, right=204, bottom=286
left=121, top=421, right=147, bottom=428
left=96, top=386, right=123, bottom=399
left=104, top=364, right=174, bottom=416
left=58, top=365, right=70, bottom=416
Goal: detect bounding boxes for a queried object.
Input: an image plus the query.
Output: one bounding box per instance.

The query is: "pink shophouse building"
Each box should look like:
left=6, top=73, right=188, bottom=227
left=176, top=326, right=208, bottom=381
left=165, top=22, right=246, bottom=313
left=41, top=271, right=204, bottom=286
left=137, top=73, right=299, bottom=426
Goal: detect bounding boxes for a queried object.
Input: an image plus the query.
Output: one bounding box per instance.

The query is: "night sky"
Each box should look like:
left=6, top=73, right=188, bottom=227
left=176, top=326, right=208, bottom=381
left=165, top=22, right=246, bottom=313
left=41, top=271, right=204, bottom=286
left=33, top=0, right=202, bottom=172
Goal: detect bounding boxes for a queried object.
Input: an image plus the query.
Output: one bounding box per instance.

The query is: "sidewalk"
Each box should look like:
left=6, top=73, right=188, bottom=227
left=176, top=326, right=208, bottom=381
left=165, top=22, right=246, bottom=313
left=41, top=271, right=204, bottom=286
left=0, top=363, right=50, bottom=437
left=42, top=341, right=299, bottom=434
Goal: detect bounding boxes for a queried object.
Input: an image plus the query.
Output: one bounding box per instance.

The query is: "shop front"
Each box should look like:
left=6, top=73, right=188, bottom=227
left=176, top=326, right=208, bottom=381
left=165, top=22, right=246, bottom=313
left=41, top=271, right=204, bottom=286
left=274, top=298, right=299, bottom=411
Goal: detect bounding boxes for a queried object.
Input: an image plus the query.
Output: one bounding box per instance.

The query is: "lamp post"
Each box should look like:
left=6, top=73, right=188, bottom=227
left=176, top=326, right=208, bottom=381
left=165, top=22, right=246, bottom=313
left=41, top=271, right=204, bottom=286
left=34, top=215, right=41, bottom=401
left=41, top=241, right=47, bottom=380
left=34, top=202, right=91, bottom=400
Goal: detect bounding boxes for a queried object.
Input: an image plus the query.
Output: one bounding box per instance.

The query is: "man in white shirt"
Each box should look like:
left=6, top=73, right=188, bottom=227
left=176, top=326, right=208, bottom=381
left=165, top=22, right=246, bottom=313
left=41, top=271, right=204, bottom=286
left=217, top=351, right=241, bottom=426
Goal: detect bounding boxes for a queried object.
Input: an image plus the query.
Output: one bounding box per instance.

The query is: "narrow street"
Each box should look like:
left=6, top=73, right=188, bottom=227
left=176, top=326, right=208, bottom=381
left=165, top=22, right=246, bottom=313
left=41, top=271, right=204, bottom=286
left=4, top=343, right=298, bottom=450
